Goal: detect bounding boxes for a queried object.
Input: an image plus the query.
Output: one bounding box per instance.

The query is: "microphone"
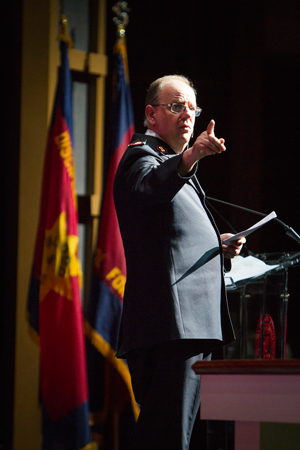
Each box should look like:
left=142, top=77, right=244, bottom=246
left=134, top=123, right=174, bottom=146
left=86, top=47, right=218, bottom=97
left=206, top=197, right=300, bottom=246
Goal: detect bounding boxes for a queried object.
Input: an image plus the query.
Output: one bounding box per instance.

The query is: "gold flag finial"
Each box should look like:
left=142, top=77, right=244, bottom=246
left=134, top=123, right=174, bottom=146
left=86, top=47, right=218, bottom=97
left=112, top=2, right=130, bottom=40
left=57, top=14, right=73, bottom=49
left=112, top=2, right=131, bottom=82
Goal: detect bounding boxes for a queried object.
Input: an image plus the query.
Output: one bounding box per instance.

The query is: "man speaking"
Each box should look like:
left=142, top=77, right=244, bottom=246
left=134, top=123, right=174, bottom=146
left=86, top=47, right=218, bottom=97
left=113, top=75, right=244, bottom=450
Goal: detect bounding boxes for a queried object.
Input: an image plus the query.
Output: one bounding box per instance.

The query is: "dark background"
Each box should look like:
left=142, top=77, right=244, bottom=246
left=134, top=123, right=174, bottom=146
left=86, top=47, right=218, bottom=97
left=106, top=0, right=300, bottom=357
left=2, top=0, right=300, bottom=448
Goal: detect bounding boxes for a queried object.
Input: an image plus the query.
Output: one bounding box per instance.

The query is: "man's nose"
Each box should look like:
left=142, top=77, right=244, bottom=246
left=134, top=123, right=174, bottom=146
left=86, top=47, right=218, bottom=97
left=181, top=105, right=193, bottom=117
left=181, top=106, right=194, bottom=121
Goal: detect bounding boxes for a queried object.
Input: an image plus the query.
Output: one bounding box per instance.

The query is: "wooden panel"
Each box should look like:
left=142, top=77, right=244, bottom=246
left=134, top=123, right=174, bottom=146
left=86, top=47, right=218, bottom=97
left=88, top=52, right=108, bottom=75
left=193, top=359, right=300, bottom=375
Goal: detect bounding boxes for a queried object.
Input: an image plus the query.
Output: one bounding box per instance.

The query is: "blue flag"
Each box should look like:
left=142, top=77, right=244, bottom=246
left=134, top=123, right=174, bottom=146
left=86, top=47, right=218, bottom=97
left=85, top=26, right=139, bottom=428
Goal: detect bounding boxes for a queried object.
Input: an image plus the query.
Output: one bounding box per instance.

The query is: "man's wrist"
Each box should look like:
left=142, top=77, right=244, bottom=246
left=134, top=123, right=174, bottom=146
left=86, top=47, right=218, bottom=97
left=177, top=150, right=198, bottom=177
left=178, top=148, right=197, bottom=175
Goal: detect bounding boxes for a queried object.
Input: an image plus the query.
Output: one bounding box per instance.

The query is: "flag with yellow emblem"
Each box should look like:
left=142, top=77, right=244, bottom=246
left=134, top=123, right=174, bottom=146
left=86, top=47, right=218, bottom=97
left=27, top=18, right=91, bottom=449
left=84, top=22, right=139, bottom=443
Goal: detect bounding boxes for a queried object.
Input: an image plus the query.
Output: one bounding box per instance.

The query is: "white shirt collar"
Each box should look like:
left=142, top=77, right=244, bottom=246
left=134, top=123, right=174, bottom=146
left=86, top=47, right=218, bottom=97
left=145, top=129, right=188, bottom=154
left=145, top=129, right=164, bottom=140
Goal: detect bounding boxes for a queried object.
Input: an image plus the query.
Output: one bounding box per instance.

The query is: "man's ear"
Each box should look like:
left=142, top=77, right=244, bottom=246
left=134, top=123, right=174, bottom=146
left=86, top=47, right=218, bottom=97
left=145, top=105, right=156, bottom=125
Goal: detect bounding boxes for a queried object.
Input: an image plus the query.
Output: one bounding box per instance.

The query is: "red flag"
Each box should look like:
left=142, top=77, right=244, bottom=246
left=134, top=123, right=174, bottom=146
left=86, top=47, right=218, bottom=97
left=85, top=24, right=139, bottom=426
left=27, top=23, right=91, bottom=448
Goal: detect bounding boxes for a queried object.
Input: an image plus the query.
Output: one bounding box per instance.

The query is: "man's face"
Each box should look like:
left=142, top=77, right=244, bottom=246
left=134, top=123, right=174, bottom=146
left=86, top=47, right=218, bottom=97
left=147, top=80, right=197, bottom=153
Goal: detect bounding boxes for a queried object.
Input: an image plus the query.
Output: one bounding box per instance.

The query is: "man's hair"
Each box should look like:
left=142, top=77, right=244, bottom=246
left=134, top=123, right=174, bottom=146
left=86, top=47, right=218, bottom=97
left=143, top=75, right=197, bottom=127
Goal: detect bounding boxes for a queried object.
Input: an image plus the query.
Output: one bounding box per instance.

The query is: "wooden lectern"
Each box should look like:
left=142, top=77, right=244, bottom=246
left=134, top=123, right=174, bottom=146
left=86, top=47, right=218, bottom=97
left=192, top=360, right=300, bottom=450
left=192, top=252, right=300, bottom=449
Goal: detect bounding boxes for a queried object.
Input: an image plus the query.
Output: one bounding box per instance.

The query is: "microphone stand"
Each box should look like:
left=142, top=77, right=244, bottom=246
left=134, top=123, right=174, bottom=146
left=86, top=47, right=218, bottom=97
left=205, top=198, right=251, bottom=255
left=206, top=197, right=300, bottom=246
left=205, top=199, right=238, bottom=235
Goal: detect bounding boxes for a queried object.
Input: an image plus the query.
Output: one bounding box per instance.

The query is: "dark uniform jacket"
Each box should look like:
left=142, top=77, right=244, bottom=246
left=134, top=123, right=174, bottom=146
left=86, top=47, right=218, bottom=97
left=113, top=133, right=235, bottom=357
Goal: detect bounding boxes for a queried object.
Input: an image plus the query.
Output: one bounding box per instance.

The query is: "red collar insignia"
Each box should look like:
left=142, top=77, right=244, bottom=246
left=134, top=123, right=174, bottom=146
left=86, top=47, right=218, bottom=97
left=157, top=145, right=168, bottom=154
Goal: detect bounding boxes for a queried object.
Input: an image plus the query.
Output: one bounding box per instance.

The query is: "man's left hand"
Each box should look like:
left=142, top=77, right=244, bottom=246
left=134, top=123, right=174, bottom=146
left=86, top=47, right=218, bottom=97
left=220, top=234, right=246, bottom=259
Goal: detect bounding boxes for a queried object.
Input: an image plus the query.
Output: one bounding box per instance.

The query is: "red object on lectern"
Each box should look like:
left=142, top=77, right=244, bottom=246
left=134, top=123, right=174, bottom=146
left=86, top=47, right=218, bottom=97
left=224, top=252, right=298, bottom=360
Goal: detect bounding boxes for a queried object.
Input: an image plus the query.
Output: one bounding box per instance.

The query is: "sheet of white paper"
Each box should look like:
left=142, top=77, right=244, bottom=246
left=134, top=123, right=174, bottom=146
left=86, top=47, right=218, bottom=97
left=225, top=255, right=280, bottom=287
left=223, top=211, right=277, bottom=243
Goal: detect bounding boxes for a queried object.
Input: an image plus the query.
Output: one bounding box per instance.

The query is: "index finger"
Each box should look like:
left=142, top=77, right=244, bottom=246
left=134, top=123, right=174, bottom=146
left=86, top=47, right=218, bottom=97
left=207, top=134, right=226, bottom=152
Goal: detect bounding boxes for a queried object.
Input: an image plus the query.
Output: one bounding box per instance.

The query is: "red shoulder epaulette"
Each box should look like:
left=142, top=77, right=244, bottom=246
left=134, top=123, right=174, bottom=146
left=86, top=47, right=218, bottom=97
left=128, top=139, right=146, bottom=147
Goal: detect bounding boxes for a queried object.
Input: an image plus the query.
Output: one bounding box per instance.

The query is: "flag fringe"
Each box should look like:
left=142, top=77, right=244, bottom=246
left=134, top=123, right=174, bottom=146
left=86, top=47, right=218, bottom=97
left=114, top=36, right=129, bottom=83
left=84, top=321, right=140, bottom=421
left=80, top=443, right=94, bottom=450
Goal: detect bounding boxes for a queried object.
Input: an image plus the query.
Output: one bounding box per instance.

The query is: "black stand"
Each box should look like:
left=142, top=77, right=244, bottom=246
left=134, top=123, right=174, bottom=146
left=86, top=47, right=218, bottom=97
left=225, top=251, right=300, bottom=361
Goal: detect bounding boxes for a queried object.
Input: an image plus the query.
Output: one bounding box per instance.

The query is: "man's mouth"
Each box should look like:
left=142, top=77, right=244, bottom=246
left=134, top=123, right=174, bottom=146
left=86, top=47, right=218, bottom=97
left=181, top=124, right=191, bottom=132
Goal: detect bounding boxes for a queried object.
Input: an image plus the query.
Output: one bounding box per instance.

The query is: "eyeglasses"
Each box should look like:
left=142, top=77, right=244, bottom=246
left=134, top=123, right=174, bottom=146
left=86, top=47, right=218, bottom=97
left=152, top=103, right=202, bottom=117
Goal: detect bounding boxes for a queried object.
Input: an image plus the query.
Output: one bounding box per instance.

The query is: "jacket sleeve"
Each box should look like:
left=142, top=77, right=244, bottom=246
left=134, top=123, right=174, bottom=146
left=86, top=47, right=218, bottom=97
left=115, top=145, right=198, bottom=205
